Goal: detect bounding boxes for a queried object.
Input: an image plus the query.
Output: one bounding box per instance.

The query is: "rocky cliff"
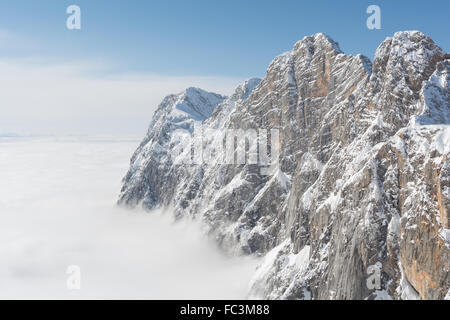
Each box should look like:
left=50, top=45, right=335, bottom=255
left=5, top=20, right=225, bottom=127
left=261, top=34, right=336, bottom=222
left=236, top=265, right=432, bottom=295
left=119, top=31, right=449, bottom=300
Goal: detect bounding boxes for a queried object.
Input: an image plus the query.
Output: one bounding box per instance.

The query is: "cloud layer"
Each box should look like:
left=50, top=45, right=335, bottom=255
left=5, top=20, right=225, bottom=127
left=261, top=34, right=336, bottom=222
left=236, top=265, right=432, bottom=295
left=0, top=137, right=258, bottom=299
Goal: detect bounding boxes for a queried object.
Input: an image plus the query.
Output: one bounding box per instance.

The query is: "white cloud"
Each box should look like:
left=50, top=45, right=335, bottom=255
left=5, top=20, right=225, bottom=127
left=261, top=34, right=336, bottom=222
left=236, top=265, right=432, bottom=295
left=0, top=58, right=244, bottom=135
left=0, top=137, right=258, bottom=299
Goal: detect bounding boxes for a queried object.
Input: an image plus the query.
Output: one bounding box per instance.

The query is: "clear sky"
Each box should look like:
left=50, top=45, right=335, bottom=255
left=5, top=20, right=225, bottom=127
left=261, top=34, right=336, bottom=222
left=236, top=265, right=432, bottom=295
left=0, top=0, right=448, bottom=135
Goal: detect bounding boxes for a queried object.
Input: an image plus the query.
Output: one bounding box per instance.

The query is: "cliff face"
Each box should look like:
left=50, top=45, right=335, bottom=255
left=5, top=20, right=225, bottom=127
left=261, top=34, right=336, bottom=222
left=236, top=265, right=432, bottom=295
left=119, top=31, right=450, bottom=300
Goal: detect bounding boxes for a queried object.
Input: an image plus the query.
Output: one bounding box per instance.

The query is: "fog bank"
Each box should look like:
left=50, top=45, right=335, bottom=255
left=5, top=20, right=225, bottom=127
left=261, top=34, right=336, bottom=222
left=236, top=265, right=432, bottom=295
left=0, top=137, right=258, bottom=299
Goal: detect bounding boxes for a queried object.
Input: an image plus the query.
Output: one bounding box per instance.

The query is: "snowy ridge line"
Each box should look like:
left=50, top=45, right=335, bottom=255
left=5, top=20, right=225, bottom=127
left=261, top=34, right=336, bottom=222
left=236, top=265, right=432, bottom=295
left=119, top=31, right=450, bottom=300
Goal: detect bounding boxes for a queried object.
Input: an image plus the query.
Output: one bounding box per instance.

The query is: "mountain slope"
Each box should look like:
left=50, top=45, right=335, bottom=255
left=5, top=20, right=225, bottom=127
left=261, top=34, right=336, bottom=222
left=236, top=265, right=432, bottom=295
left=119, top=31, right=449, bottom=300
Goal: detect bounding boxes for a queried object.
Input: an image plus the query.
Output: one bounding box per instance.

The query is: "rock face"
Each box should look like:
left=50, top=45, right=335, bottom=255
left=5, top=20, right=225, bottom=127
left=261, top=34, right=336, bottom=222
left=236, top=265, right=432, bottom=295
left=119, top=31, right=450, bottom=300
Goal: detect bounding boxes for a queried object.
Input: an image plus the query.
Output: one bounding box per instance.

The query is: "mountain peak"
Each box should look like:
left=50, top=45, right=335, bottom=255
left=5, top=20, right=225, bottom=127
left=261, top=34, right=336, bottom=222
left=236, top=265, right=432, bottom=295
left=375, top=30, right=443, bottom=62
left=393, top=30, right=424, bottom=39
left=373, top=30, right=445, bottom=92
left=170, top=88, right=225, bottom=122
left=266, top=33, right=343, bottom=78
left=183, top=86, right=210, bottom=96
left=294, top=32, right=342, bottom=54
left=121, top=31, right=450, bottom=300
left=231, top=78, right=262, bottom=101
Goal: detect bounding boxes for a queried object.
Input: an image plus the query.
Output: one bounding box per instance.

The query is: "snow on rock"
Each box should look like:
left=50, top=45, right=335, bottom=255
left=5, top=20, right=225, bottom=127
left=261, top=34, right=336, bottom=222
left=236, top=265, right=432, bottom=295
left=119, top=31, right=450, bottom=300
left=445, top=289, right=450, bottom=300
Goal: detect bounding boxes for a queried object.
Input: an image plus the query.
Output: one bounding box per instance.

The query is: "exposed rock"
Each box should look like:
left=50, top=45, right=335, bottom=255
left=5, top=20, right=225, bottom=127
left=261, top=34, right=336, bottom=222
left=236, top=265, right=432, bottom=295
left=119, top=31, right=449, bottom=300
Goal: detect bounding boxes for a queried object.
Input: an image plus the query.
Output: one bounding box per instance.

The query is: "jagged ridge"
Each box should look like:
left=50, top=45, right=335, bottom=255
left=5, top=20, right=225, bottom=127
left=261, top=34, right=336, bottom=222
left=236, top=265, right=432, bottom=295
left=119, top=31, right=449, bottom=300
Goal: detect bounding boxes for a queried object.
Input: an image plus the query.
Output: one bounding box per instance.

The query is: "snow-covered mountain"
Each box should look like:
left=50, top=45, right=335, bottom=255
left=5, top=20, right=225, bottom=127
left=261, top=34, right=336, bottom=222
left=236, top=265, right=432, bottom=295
left=119, top=31, right=449, bottom=300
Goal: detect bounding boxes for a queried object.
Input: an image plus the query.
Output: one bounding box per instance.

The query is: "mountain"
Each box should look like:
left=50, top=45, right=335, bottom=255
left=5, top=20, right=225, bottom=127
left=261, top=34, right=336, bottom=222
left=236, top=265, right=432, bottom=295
left=119, top=31, right=450, bottom=300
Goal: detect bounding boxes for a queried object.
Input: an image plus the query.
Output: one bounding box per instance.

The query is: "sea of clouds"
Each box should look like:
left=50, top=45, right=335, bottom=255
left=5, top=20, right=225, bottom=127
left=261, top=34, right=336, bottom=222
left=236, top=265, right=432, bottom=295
left=0, top=137, right=258, bottom=299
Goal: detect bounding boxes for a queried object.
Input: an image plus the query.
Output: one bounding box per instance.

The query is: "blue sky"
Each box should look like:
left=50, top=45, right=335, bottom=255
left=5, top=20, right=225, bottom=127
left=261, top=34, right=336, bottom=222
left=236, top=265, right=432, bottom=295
left=0, top=0, right=448, bottom=135
left=0, top=0, right=448, bottom=78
